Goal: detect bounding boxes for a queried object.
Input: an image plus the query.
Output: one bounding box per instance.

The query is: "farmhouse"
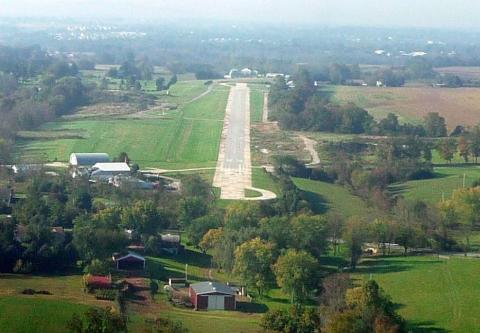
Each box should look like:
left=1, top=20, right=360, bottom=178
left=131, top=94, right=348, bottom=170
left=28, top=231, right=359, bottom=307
left=112, top=252, right=145, bottom=270
left=189, top=281, right=236, bottom=311
left=90, top=162, right=131, bottom=181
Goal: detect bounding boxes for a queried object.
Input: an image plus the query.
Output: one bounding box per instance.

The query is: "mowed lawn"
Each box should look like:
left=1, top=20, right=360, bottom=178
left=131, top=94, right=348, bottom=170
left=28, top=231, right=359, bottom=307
left=355, top=256, right=480, bottom=332
left=291, top=177, right=372, bottom=218
left=389, top=166, right=480, bottom=204
left=17, top=84, right=229, bottom=169
left=331, top=85, right=480, bottom=129
left=250, top=89, right=264, bottom=123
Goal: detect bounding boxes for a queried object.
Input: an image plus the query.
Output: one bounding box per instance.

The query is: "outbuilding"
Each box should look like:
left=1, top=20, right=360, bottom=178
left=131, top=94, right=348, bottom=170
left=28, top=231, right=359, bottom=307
left=69, top=153, right=110, bottom=167
left=189, top=281, right=236, bottom=311
left=112, top=252, right=146, bottom=271
left=90, top=162, right=131, bottom=181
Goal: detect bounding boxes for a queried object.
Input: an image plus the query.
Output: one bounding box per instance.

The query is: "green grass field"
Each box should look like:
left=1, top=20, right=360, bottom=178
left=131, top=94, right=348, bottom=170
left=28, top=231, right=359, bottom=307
left=292, top=177, right=372, bottom=218
left=17, top=83, right=228, bottom=169
left=390, top=166, right=480, bottom=204
left=0, top=296, right=88, bottom=333
left=252, top=168, right=282, bottom=195
left=355, top=256, right=480, bottom=332
left=250, top=89, right=264, bottom=123
left=0, top=273, right=114, bottom=333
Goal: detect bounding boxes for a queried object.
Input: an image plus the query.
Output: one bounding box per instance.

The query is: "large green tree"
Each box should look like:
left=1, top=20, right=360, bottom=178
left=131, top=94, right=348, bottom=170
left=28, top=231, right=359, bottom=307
left=274, top=249, right=318, bottom=303
left=233, top=237, right=274, bottom=296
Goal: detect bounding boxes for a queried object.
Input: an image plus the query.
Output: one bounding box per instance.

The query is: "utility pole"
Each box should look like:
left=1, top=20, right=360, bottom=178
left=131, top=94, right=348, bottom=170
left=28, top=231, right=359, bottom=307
left=463, top=173, right=466, bottom=188
left=185, top=264, right=188, bottom=281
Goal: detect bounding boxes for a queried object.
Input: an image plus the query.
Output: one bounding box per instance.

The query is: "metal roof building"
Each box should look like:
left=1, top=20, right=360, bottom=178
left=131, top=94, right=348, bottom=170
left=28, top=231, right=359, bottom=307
left=189, top=282, right=236, bottom=311
left=90, top=163, right=131, bottom=181
left=69, top=153, right=110, bottom=167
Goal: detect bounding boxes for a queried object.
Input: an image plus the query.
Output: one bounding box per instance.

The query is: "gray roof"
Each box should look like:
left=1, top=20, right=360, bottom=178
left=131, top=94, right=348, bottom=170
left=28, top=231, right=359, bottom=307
left=190, top=281, right=235, bottom=295
left=161, top=234, right=180, bottom=243
left=70, top=153, right=110, bottom=166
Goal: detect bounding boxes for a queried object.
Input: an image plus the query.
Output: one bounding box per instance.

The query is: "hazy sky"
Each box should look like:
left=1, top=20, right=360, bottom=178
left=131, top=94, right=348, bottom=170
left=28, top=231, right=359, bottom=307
left=0, top=0, right=479, bottom=29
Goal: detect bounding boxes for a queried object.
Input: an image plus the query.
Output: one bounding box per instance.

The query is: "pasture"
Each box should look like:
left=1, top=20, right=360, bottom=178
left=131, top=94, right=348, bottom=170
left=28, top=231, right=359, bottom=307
left=292, top=177, right=373, bottom=218
left=17, top=83, right=229, bottom=169
left=331, top=85, right=480, bottom=129
left=389, top=166, right=480, bottom=204
left=354, top=256, right=480, bottom=332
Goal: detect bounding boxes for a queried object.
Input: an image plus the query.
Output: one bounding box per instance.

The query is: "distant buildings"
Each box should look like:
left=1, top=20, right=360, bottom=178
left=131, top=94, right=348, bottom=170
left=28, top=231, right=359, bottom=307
left=224, top=68, right=259, bottom=79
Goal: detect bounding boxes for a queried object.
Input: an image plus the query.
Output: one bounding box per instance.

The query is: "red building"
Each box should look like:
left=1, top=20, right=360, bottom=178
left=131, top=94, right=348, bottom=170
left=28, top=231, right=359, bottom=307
left=84, top=275, right=112, bottom=289
left=189, top=281, right=236, bottom=311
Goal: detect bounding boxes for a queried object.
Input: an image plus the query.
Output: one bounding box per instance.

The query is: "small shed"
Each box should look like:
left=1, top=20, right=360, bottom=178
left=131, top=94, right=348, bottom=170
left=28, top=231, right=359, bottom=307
left=189, top=281, right=236, bottom=311
left=69, top=153, right=110, bottom=167
left=112, top=252, right=145, bottom=270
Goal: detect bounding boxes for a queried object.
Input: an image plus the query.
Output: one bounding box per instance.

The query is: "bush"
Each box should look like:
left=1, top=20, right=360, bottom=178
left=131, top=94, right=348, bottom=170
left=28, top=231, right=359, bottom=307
left=84, top=259, right=111, bottom=275
left=95, top=289, right=118, bottom=301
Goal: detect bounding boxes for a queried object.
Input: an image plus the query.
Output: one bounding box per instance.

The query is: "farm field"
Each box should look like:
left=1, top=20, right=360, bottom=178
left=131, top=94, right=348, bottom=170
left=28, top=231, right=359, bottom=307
left=389, top=166, right=480, bottom=204
left=17, top=83, right=229, bottom=169
left=291, top=177, right=373, bottom=218
left=435, top=66, right=480, bottom=80
left=354, top=256, right=480, bottom=332
left=330, top=85, right=480, bottom=129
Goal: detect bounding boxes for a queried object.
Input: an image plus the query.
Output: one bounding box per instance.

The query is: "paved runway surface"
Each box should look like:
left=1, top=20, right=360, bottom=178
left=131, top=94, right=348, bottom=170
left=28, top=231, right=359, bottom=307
left=213, top=83, right=276, bottom=200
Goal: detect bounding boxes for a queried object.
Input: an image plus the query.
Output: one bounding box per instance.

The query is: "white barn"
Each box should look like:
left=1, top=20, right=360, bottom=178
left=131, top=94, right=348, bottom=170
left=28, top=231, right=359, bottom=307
left=69, top=153, right=110, bottom=167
